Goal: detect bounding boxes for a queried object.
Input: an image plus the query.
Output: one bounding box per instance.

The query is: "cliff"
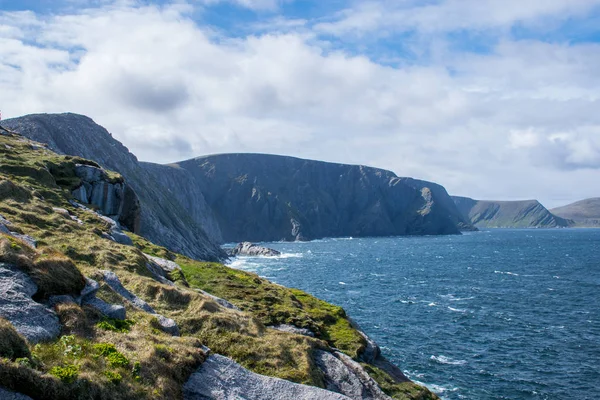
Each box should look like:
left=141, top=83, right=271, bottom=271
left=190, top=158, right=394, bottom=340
left=0, top=127, right=437, bottom=399
left=1, top=114, right=225, bottom=261
left=165, top=153, right=473, bottom=242
left=550, top=198, right=600, bottom=227
left=452, top=196, right=570, bottom=228
left=5, top=113, right=471, bottom=254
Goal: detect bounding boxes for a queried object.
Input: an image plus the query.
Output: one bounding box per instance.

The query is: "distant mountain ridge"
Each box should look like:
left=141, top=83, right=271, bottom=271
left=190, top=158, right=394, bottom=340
left=551, top=198, right=600, bottom=227
left=166, top=153, right=475, bottom=242
left=3, top=113, right=473, bottom=256
left=452, top=196, right=570, bottom=228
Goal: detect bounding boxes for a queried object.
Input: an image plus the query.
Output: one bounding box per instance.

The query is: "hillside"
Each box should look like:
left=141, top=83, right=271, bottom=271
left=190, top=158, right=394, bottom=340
left=164, top=153, right=473, bottom=243
left=452, top=196, right=570, bottom=228
left=1, top=114, right=225, bottom=261
left=4, top=113, right=472, bottom=245
left=551, top=198, right=600, bottom=227
left=0, top=126, right=437, bottom=399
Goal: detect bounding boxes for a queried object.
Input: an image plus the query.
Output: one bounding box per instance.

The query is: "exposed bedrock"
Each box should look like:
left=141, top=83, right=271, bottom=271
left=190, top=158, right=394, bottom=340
left=183, top=353, right=351, bottom=400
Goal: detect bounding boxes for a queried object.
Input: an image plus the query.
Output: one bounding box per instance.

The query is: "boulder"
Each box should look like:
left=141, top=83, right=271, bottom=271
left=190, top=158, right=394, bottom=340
left=0, top=263, right=60, bottom=343
left=269, top=324, right=315, bottom=337
left=228, top=242, right=281, bottom=257
left=101, top=271, right=179, bottom=336
left=82, top=297, right=126, bottom=320
left=184, top=354, right=351, bottom=400
left=144, top=254, right=183, bottom=286
left=315, top=350, right=391, bottom=400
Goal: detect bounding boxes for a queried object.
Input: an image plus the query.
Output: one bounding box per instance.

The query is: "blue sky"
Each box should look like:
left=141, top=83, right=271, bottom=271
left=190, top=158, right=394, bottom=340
left=1, top=0, right=600, bottom=206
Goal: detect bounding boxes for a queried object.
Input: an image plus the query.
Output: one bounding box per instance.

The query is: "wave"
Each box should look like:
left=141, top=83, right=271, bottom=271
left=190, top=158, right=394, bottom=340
left=448, top=307, right=468, bottom=313
left=494, top=270, right=519, bottom=276
left=430, top=355, right=467, bottom=366
left=440, top=294, right=475, bottom=302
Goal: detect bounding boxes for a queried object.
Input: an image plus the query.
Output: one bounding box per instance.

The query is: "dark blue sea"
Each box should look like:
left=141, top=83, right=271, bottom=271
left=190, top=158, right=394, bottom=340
left=227, top=229, right=600, bottom=399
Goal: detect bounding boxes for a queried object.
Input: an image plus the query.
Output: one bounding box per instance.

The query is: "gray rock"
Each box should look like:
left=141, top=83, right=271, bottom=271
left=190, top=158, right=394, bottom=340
left=195, top=289, right=240, bottom=311
left=315, top=350, right=391, bottom=400
left=77, top=278, right=100, bottom=302
left=0, top=263, right=60, bottom=343
left=269, top=324, right=315, bottom=337
left=101, top=271, right=179, bottom=335
left=144, top=254, right=181, bottom=274
left=0, top=214, right=11, bottom=234
left=82, top=297, right=126, bottom=320
left=184, top=354, right=351, bottom=400
left=348, top=318, right=380, bottom=363
left=74, top=164, right=107, bottom=183
left=0, top=387, right=33, bottom=400
left=8, top=233, right=37, bottom=249
left=110, top=228, right=133, bottom=246
left=145, top=261, right=175, bottom=286
left=228, top=242, right=281, bottom=257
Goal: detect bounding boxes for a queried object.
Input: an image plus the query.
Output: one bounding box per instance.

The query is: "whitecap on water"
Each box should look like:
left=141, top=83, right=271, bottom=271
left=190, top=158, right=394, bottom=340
left=494, top=270, right=519, bottom=276
left=448, top=307, right=468, bottom=313
left=339, top=282, right=346, bottom=285
left=430, top=355, right=467, bottom=366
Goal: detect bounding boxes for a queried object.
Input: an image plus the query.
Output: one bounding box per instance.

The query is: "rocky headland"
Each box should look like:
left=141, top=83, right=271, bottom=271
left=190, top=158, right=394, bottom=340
left=0, top=120, right=438, bottom=399
left=452, top=196, right=570, bottom=229
left=550, top=198, right=600, bottom=227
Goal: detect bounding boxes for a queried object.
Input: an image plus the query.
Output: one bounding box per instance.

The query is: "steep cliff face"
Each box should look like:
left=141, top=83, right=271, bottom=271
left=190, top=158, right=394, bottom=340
left=2, top=114, right=225, bottom=261
left=452, top=196, right=570, bottom=228
left=551, top=198, right=600, bottom=227
left=168, top=153, right=470, bottom=243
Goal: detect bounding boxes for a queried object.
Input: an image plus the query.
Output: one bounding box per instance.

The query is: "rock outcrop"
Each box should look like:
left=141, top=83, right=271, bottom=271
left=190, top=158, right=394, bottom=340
left=71, top=164, right=141, bottom=233
left=550, top=198, right=600, bottom=227
left=168, top=153, right=472, bottom=242
left=316, top=350, right=391, bottom=400
left=101, top=271, right=179, bottom=336
left=2, top=113, right=225, bottom=261
left=0, top=263, right=60, bottom=343
left=228, top=242, right=282, bottom=257
left=452, top=196, right=570, bottom=228
left=184, top=354, right=351, bottom=400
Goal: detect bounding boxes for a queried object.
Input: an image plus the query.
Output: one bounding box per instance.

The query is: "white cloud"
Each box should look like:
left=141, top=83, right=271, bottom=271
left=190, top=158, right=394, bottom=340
left=315, top=0, right=600, bottom=36
left=0, top=1, right=599, bottom=208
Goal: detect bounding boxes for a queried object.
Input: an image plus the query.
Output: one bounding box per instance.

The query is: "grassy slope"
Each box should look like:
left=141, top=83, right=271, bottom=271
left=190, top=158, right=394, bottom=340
left=0, top=131, right=436, bottom=399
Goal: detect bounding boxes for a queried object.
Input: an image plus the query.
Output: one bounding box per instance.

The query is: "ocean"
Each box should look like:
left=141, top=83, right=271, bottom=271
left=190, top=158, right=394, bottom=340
left=227, top=229, right=600, bottom=399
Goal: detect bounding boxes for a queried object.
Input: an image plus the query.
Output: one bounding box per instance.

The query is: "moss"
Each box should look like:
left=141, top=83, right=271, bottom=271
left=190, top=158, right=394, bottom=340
left=97, top=318, right=135, bottom=333
left=104, top=370, right=123, bottom=384
left=48, top=364, right=79, bottom=383
left=106, top=352, right=130, bottom=368
left=0, top=319, right=31, bottom=360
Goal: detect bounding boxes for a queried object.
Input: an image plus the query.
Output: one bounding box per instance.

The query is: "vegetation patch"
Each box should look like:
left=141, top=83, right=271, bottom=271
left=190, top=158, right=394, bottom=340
left=97, top=318, right=135, bottom=333
left=0, top=318, right=31, bottom=361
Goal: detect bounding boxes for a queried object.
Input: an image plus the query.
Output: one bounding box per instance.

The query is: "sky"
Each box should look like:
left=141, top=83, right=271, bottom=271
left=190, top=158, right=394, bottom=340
left=1, top=0, right=600, bottom=207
